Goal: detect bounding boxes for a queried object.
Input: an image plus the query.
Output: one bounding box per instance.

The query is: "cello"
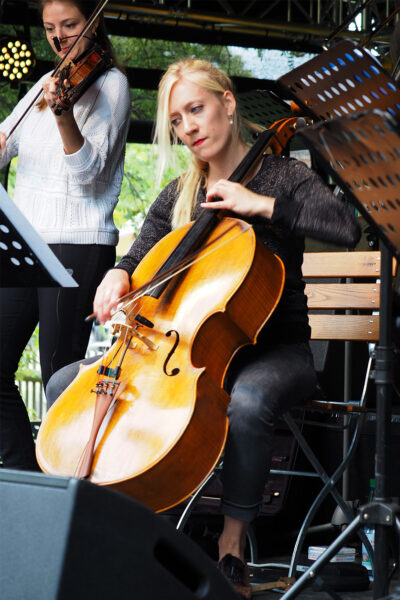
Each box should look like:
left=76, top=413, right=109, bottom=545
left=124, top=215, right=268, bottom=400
left=36, top=126, right=290, bottom=512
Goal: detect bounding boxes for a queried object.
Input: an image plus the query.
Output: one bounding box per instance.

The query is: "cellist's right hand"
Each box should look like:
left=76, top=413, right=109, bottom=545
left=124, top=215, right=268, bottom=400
left=0, top=131, right=6, bottom=154
left=93, top=268, right=131, bottom=324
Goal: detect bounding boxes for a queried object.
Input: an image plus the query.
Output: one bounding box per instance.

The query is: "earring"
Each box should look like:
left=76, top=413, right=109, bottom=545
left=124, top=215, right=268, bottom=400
left=228, top=114, right=234, bottom=125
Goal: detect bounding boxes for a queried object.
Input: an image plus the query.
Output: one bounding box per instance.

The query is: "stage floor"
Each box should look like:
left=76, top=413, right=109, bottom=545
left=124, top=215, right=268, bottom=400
left=249, top=562, right=399, bottom=599
left=256, top=589, right=398, bottom=599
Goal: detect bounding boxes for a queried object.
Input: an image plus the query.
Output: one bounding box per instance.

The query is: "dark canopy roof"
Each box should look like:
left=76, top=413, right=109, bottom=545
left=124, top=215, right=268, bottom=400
left=2, top=0, right=397, bottom=142
left=2, top=0, right=395, bottom=53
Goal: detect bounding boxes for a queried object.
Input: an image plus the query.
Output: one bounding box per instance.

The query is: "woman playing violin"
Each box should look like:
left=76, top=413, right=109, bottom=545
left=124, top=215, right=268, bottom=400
left=0, top=0, right=131, bottom=471
left=47, top=59, right=360, bottom=599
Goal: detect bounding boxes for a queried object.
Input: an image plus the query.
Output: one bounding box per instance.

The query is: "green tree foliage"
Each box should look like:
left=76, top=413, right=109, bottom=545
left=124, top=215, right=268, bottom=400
left=112, top=37, right=252, bottom=121
left=117, top=143, right=190, bottom=233
left=15, top=326, right=40, bottom=382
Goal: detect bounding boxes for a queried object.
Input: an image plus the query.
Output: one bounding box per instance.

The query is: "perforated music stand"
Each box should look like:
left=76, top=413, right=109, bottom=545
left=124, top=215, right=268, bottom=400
left=238, top=88, right=310, bottom=152
left=238, top=89, right=291, bottom=125
left=270, top=40, right=400, bottom=599
left=302, top=110, right=400, bottom=258
left=236, top=45, right=400, bottom=596
left=0, top=184, right=77, bottom=287
left=277, top=39, right=400, bottom=123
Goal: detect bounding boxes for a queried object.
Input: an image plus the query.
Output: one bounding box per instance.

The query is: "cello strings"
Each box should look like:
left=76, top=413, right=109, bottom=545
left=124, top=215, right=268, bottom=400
left=91, top=220, right=251, bottom=381
left=111, top=220, right=248, bottom=315
left=119, top=220, right=251, bottom=319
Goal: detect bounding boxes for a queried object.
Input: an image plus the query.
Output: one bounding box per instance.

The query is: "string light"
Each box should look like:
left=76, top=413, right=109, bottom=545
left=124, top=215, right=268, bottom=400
left=0, top=38, right=35, bottom=82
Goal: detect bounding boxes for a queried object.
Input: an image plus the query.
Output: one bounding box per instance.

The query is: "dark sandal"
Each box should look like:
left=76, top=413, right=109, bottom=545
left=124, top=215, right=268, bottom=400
left=218, top=554, right=252, bottom=600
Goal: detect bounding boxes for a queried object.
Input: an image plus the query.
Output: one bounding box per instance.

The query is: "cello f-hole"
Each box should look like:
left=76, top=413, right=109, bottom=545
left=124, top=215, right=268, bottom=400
left=163, top=330, right=180, bottom=376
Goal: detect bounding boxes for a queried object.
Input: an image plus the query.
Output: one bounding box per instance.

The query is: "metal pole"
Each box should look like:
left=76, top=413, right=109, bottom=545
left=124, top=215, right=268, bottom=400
left=372, top=244, right=393, bottom=599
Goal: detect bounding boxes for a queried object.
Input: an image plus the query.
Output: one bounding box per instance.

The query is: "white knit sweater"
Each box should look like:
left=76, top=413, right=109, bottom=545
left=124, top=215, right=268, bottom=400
left=0, top=67, right=131, bottom=245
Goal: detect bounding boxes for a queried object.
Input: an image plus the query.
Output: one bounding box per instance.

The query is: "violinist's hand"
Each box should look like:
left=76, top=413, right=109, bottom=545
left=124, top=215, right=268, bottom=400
left=93, top=269, right=131, bottom=324
left=0, top=131, right=6, bottom=155
left=42, top=75, right=83, bottom=154
left=42, top=76, right=60, bottom=111
left=42, top=76, right=70, bottom=116
left=201, top=179, right=275, bottom=219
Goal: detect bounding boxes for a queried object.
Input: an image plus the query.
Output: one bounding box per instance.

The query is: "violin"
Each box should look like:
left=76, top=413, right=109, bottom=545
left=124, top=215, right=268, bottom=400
left=5, top=0, right=110, bottom=140
left=53, top=44, right=113, bottom=115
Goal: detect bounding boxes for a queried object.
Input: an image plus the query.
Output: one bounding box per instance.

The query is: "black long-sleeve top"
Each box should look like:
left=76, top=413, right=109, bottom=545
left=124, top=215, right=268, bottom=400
left=117, top=155, right=361, bottom=344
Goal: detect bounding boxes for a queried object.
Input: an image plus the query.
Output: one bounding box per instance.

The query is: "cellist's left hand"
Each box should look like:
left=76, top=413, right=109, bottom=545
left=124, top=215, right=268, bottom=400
left=201, top=179, right=275, bottom=219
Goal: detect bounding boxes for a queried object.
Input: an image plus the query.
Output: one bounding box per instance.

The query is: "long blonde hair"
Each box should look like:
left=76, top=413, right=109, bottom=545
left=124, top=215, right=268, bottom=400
left=154, top=59, right=244, bottom=229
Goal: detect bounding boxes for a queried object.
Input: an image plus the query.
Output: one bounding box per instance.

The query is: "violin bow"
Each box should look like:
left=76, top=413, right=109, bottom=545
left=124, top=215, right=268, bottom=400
left=359, top=4, right=400, bottom=49
left=324, top=0, right=375, bottom=47
left=5, top=0, right=110, bottom=142
left=325, top=0, right=400, bottom=54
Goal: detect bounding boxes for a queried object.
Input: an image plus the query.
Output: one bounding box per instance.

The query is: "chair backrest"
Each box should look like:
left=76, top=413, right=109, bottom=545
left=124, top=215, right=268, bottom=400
left=302, top=251, right=388, bottom=342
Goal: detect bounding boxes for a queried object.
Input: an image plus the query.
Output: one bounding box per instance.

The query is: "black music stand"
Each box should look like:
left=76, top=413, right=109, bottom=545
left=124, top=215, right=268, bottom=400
left=271, top=40, right=400, bottom=600
left=241, top=89, right=311, bottom=152
left=238, top=89, right=290, bottom=124
left=280, top=109, right=400, bottom=600
left=238, top=88, right=310, bottom=152
left=277, top=39, right=400, bottom=123
left=0, top=183, right=77, bottom=287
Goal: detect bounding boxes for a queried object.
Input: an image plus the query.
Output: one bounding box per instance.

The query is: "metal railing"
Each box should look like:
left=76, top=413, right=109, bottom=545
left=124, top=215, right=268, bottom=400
left=19, top=332, right=111, bottom=422
left=17, top=373, right=45, bottom=421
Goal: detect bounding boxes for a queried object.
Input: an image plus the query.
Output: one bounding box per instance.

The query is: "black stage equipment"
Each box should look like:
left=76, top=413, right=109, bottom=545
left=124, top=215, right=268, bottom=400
left=0, top=183, right=77, bottom=287
left=0, top=469, right=237, bottom=600
left=272, top=39, right=400, bottom=599
left=237, top=89, right=306, bottom=151
left=277, top=40, right=400, bottom=124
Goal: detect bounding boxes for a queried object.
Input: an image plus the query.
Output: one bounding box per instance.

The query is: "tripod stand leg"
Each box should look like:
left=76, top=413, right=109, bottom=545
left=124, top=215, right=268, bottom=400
left=282, top=515, right=363, bottom=599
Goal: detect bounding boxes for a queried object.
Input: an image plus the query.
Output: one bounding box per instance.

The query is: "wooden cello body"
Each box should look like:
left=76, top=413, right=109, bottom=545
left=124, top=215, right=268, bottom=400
left=36, top=216, right=284, bottom=511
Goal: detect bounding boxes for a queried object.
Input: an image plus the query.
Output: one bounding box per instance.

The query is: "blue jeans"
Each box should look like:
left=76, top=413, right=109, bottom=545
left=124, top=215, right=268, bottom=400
left=46, top=341, right=317, bottom=522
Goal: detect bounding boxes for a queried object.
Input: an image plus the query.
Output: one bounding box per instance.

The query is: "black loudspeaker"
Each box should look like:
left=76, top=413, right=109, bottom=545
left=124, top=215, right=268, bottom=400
left=0, top=469, right=237, bottom=600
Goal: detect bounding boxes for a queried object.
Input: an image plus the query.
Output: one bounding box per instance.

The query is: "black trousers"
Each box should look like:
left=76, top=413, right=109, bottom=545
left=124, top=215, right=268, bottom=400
left=46, top=340, right=317, bottom=522
left=221, top=341, right=317, bottom=521
left=0, top=243, right=115, bottom=470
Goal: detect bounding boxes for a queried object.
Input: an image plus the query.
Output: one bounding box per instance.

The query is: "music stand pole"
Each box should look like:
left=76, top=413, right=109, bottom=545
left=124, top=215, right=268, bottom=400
left=372, top=242, right=394, bottom=597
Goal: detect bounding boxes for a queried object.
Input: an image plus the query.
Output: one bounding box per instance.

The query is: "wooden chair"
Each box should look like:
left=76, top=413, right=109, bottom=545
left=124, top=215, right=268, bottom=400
left=304, top=250, right=381, bottom=342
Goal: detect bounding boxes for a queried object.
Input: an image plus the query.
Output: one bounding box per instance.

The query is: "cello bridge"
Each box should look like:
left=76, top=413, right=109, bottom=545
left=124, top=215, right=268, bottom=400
left=111, top=312, right=158, bottom=351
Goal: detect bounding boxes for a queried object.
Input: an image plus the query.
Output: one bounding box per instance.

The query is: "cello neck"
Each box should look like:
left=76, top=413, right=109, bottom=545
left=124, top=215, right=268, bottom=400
left=147, top=128, right=275, bottom=299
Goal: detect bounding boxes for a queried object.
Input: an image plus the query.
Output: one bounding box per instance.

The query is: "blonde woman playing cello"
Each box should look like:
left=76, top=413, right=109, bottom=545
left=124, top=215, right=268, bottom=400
left=47, top=59, right=359, bottom=599
left=0, top=0, right=131, bottom=471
